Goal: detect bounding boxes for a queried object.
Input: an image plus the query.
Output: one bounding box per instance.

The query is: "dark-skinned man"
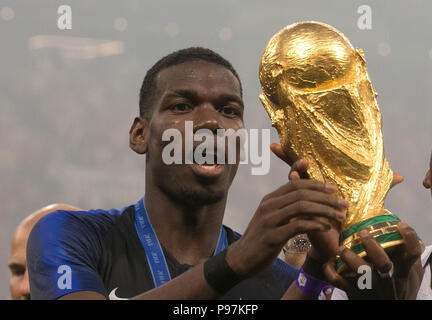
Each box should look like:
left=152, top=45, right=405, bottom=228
left=27, top=47, right=347, bottom=300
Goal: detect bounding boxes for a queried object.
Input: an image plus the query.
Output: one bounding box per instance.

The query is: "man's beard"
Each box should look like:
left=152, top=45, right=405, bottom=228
left=160, top=182, right=225, bottom=207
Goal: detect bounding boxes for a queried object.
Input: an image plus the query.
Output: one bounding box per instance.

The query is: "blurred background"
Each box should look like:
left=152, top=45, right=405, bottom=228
left=1, top=0, right=431, bottom=299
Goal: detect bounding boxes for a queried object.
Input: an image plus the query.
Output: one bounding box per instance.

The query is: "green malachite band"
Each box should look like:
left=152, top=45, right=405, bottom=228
left=340, top=214, right=401, bottom=242
left=335, top=231, right=403, bottom=271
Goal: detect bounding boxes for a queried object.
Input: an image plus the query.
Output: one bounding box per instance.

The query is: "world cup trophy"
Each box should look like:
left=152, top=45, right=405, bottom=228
left=258, top=21, right=417, bottom=272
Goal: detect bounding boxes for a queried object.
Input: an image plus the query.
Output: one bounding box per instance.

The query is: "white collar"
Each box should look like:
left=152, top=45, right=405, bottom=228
left=421, top=245, right=432, bottom=268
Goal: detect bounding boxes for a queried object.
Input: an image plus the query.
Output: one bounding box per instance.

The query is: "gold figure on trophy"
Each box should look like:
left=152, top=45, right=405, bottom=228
left=258, top=21, right=415, bottom=272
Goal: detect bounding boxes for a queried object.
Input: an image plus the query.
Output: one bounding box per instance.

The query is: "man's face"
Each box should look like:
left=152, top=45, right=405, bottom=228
left=8, top=226, right=31, bottom=300
left=145, top=60, right=244, bottom=205
left=423, top=151, right=431, bottom=195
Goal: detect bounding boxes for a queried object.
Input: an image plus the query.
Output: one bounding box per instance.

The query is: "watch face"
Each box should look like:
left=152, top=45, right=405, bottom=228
left=284, top=234, right=311, bottom=254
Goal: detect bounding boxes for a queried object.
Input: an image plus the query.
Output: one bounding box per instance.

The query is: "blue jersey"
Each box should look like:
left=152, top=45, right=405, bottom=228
left=27, top=203, right=299, bottom=300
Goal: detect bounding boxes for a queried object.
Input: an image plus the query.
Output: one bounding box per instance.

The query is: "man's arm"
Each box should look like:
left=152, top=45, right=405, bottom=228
left=49, top=178, right=346, bottom=300
left=27, top=210, right=116, bottom=300
left=133, top=179, right=345, bottom=300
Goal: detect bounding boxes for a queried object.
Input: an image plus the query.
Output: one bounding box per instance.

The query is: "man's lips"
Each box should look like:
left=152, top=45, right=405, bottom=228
left=190, top=163, right=224, bottom=179
left=185, top=147, right=227, bottom=165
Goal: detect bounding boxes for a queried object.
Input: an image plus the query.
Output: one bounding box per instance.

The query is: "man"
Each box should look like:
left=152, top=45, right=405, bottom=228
left=27, top=47, right=347, bottom=300
left=27, top=47, right=424, bottom=301
left=416, top=152, right=432, bottom=299
left=8, top=203, right=80, bottom=300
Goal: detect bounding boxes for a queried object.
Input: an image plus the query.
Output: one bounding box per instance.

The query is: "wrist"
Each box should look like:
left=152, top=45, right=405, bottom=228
left=308, top=246, right=328, bottom=264
left=301, top=252, right=326, bottom=281
left=225, top=243, right=248, bottom=277
left=203, top=248, right=243, bottom=295
left=296, top=268, right=332, bottom=299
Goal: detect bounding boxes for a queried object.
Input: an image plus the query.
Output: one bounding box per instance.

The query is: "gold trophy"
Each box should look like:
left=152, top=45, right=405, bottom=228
left=259, top=21, right=416, bottom=272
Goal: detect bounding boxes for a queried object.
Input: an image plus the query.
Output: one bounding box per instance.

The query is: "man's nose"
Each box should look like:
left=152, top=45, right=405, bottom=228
left=423, top=170, right=431, bottom=189
left=193, top=104, right=220, bottom=134
left=20, top=270, right=31, bottom=300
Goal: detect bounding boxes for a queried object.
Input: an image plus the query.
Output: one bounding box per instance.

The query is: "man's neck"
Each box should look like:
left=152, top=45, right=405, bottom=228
left=143, top=187, right=227, bottom=266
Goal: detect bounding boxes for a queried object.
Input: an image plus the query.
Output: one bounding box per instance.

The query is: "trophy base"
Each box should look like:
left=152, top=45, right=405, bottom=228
left=335, top=214, right=409, bottom=273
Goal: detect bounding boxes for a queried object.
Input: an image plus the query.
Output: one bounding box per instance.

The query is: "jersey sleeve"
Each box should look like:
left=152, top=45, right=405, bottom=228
left=271, top=258, right=299, bottom=290
left=27, top=209, right=119, bottom=300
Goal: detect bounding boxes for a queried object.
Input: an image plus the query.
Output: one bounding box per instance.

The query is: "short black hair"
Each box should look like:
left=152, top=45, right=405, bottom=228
left=139, top=47, right=243, bottom=119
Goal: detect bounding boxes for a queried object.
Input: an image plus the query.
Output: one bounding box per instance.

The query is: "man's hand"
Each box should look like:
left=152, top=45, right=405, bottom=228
left=323, top=222, right=423, bottom=300
left=226, top=179, right=348, bottom=279
left=271, top=149, right=343, bottom=263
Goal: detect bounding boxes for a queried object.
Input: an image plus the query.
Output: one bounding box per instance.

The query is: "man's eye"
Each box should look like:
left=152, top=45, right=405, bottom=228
left=10, top=266, right=25, bottom=276
left=221, top=106, right=240, bottom=117
left=170, top=103, right=191, bottom=112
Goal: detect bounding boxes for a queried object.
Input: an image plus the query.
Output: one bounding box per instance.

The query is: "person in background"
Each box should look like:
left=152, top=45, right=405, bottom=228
left=8, top=203, right=80, bottom=300
left=417, top=151, right=432, bottom=299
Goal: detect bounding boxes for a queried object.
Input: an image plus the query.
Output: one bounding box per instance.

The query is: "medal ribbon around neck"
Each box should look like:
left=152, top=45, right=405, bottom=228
left=134, top=198, right=228, bottom=287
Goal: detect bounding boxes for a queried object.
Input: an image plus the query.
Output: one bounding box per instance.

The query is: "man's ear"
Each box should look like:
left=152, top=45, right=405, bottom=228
left=129, top=117, right=149, bottom=154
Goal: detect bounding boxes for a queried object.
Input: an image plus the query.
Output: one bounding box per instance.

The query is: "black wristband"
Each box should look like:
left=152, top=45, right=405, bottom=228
left=301, top=253, right=326, bottom=281
left=203, top=249, right=242, bottom=295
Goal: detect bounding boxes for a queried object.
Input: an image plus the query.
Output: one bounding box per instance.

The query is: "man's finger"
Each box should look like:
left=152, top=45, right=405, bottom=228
left=398, top=222, right=422, bottom=266
left=266, top=189, right=349, bottom=212
left=274, top=201, right=346, bottom=226
left=270, top=143, right=292, bottom=164
left=264, top=179, right=337, bottom=200
left=288, top=158, right=309, bottom=180
left=390, top=172, right=404, bottom=189
left=289, top=171, right=301, bottom=181
left=270, top=143, right=310, bottom=179
left=290, top=158, right=308, bottom=173
left=323, top=259, right=353, bottom=293
left=274, top=219, right=331, bottom=244
left=359, top=229, right=393, bottom=273
left=338, top=246, right=372, bottom=274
